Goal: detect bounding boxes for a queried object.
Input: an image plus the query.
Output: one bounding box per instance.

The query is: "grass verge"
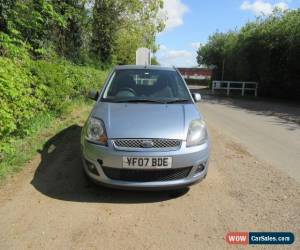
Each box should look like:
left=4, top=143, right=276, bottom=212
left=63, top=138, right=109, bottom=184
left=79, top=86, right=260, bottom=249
left=0, top=99, right=93, bottom=185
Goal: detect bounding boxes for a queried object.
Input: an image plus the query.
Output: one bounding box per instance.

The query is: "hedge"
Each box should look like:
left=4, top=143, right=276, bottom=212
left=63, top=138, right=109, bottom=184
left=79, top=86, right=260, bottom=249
left=0, top=57, right=107, bottom=142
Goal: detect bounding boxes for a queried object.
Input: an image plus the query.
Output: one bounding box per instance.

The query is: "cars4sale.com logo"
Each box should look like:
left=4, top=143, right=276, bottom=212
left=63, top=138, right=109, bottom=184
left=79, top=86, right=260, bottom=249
left=226, top=232, right=295, bottom=245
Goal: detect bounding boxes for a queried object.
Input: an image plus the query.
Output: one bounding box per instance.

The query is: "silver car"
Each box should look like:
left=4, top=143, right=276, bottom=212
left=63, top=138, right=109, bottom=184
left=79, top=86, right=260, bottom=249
left=81, top=65, right=210, bottom=190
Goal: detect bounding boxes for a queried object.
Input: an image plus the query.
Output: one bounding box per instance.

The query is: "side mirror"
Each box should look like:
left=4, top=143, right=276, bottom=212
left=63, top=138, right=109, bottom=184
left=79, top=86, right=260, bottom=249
left=88, top=90, right=99, bottom=101
left=192, top=93, right=201, bottom=102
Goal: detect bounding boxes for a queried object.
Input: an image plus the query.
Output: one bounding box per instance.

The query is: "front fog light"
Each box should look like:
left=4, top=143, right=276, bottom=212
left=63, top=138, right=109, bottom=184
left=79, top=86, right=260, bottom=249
left=85, top=159, right=99, bottom=176
left=194, top=163, right=206, bottom=175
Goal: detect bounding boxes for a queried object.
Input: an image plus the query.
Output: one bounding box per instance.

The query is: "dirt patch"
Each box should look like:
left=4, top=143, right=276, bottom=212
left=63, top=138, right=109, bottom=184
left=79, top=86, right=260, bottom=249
left=226, top=141, right=250, bottom=155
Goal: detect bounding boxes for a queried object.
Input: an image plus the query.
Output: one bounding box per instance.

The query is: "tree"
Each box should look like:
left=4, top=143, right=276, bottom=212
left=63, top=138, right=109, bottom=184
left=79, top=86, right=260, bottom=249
left=7, top=0, right=65, bottom=56
left=114, top=0, right=164, bottom=65
left=0, top=0, right=16, bottom=33
left=151, top=55, right=159, bottom=65
left=197, top=9, right=300, bottom=99
left=1, top=0, right=165, bottom=65
left=91, top=0, right=164, bottom=66
left=90, top=0, right=119, bottom=65
left=51, top=0, right=87, bottom=61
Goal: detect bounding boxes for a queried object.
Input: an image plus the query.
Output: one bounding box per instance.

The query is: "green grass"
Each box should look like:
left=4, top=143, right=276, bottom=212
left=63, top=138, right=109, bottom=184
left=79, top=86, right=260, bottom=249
left=0, top=99, right=93, bottom=185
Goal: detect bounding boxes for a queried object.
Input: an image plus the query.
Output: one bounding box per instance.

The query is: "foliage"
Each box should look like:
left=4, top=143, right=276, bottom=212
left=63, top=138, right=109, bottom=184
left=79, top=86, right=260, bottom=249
left=0, top=57, right=107, bottom=142
left=115, top=0, right=164, bottom=65
left=91, top=0, right=164, bottom=66
left=197, top=10, right=300, bottom=99
left=0, top=57, right=42, bottom=139
left=0, top=0, right=164, bottom=165
left=9, top=0, right=65, bottom=56
left=1, top=0, right=164, bottom=64
left=0, top=0, right=15, bottom=33
left=0, top=32, right=30, bottom=59
left=51, top=0, right=87, bottom=61
left=151, top=55, right=160, bottom=65
left=90, top=0, right=117, bottom=65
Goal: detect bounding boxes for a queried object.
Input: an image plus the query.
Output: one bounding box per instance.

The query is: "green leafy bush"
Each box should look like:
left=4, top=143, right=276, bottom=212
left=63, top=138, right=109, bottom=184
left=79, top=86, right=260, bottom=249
left=0, top=32, right=30, bottom=60
left=0, top=57, right=107, bottom=144
left=0, top=58, right=43, bottom=139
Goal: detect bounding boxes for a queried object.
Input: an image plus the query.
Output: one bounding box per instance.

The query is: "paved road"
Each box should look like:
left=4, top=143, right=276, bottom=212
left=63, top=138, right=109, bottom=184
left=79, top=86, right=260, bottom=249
left=197, top=91, right=300, bottom=183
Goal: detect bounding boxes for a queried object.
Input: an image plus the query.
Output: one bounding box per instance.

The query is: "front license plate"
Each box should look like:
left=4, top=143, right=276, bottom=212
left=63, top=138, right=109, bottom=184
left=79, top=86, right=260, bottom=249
left=123, top=157, right=172, bottom=168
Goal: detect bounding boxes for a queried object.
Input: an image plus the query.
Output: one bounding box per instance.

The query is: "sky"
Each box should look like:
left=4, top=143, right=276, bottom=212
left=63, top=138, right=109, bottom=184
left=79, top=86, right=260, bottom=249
left=156, top=0, right=300, bottom=67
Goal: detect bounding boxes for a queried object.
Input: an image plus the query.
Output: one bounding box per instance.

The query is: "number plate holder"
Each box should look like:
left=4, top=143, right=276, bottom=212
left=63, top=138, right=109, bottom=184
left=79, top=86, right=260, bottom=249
left=122, top=157, right=172, bottom=169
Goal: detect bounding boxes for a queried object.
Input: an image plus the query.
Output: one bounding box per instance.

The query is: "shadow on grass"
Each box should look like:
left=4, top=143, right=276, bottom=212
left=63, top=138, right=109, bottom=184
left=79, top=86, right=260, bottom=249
left=31, top=125, right=188, bottom=203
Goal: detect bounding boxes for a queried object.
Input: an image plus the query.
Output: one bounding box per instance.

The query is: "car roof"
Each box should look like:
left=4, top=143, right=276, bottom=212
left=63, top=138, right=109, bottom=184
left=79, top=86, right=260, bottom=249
left=115, top=65, right=176, bottom=71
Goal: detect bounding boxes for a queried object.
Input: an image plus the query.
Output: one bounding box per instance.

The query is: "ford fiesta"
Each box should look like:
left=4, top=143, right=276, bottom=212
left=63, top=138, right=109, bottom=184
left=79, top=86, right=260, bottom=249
left=81, top=65, right=210, bottom=190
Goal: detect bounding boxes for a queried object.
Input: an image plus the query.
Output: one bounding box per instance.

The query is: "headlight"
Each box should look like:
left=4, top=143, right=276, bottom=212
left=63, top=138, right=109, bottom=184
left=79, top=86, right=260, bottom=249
left=85, top=117, right=108, bottom=145
left=186, top=119, right=207, bottom=147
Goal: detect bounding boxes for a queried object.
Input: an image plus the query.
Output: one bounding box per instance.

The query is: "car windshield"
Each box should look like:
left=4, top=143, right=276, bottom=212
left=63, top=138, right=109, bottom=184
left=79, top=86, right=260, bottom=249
left=102, top=69, right=192, bottom=103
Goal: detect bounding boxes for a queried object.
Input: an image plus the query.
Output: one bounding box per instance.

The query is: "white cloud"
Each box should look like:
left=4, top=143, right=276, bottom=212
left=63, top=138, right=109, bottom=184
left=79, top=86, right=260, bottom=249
left=274, top=2, right=289, bottom=10
left=240, top=1, right=289, bottom=15
left=160, top=0, right=189, bottom=31
left=161, top=50, right=193, bottom=60
left=190, top=42, right=202, bottom=50
left=156, top=45, right=196, bottom=67
left=159, top=44, right=168, bottom=51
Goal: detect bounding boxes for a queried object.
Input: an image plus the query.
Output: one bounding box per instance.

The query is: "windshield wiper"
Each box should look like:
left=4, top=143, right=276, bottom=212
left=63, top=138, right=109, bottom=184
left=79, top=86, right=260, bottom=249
left=165, top=98, right=191, bottom=104
left=103, top=98, right=191, bottom=104
left=114, top=98, right=166, bottom=104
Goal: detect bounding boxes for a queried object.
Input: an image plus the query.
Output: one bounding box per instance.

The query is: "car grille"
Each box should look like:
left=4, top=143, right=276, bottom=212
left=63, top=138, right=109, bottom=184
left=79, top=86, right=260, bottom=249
left=102, top=167, right=192, bottom=182
left=112, top=139, right=181, bottom=150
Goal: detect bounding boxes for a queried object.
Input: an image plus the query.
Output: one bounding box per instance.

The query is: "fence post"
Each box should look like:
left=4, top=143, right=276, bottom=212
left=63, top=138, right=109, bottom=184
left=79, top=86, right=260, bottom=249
left=212, top=81, right=215, bottom=94
left=242, top=82, right=245, bottom=96
left=227, top=82, right=230, bottom=96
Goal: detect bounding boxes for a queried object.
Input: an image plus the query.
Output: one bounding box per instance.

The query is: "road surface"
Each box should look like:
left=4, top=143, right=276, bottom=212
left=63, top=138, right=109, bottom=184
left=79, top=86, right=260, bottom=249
left=198, top=92, right=300, bottom=183
left=0, top=97, right=299, bottom=249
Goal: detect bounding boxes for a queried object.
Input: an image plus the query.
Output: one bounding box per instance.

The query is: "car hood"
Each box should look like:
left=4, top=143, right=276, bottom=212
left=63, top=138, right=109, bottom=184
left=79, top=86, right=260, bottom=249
left=91, top=102, right=202, bottom=140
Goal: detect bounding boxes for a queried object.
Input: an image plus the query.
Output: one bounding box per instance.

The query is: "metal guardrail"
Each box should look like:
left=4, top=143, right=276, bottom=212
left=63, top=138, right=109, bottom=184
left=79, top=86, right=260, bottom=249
left=212, top=81, right=258, bottom=97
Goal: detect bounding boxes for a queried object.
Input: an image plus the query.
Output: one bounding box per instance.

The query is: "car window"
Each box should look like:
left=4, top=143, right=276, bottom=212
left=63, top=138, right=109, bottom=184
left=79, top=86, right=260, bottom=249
left=102, top=69, right=192, bottom=103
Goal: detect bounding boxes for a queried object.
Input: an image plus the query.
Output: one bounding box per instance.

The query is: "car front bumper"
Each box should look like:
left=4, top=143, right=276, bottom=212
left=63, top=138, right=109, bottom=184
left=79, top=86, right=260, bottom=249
left=81, top=139, right=210, bottom=190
